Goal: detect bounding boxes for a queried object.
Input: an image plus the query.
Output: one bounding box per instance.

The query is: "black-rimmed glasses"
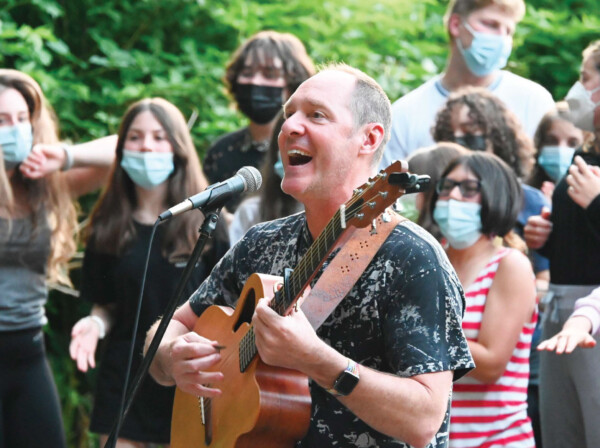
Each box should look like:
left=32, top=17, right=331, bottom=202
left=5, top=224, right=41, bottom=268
left=436, top=178, right=482, bottom=198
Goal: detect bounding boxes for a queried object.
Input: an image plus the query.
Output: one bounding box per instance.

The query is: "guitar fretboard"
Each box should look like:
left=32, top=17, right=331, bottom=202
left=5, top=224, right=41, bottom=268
left=239, top=198, right=364, bottom=372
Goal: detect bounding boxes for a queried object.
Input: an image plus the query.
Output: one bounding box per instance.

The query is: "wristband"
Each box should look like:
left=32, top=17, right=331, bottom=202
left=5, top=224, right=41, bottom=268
left=88, top=315, right=106, bottom=339
left=61, top=143, right=74, bottom=171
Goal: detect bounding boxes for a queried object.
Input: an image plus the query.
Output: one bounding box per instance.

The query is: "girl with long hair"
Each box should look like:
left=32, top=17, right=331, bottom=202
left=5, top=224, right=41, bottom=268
left=69, top=98, right=228, bottom=447
left=0, top=69, right=82, bottom=447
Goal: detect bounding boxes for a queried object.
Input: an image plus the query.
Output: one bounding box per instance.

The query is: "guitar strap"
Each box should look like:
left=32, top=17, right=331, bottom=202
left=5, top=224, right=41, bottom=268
left=300, top=208, right=405, bottom=330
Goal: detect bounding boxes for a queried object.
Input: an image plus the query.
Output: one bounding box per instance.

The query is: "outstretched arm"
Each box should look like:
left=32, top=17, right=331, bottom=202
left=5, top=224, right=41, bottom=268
left=20, top=135, right=118, bottom=196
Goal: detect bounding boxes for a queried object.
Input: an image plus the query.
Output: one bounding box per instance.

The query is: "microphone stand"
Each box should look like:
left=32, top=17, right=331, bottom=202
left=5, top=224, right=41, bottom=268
left=104, top=208, right=222, bottom=448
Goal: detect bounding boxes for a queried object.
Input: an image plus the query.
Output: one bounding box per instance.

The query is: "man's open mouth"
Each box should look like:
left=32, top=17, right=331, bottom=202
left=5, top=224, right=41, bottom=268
left=288, top=149, right=313, bottom=166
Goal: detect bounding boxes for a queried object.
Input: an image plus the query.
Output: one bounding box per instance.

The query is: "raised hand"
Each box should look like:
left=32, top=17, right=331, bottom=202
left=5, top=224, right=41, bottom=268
left=537, top=316, right=596, bottom=354
left=524, top=206, right=552, bottom=250
left=566, top=155, right=600, bottom=209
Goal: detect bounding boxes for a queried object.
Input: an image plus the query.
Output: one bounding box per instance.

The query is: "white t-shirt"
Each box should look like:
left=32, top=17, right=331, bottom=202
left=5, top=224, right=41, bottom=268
left=381, top=70, right=555, bottom=169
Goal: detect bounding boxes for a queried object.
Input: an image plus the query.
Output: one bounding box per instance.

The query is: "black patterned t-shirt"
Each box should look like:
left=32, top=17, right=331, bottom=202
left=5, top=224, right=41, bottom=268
left=189, top=212, right=474, bottom=447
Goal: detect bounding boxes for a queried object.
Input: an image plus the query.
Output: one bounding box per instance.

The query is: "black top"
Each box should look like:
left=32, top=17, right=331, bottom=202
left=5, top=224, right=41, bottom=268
left=81, top=221, right=228, bottom=443
left=202, top=127, right=269, bottom=212
left=190, top=213, right=474, bottom=448
left=539, top=150, right=600, bottom=285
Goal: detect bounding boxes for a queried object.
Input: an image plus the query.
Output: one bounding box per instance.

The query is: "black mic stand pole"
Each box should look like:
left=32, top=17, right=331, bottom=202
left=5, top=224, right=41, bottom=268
left=104, top=209, right=221, bottom=448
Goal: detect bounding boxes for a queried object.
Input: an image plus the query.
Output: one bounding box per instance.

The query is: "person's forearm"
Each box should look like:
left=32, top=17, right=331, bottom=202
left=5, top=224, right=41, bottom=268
left=465, top=340, right=509, bottom=383
left=303, top=343, right=450, bottom=448
left=72, top=135, right=117, bottom=168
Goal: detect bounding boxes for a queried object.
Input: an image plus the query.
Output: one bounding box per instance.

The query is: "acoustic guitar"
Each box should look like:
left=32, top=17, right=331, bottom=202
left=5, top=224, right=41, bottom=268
left=171, top=160, right=426, bottom=447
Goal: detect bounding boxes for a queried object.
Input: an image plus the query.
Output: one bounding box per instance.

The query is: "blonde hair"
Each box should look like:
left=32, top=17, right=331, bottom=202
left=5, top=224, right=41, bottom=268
left=583, top=40, right=600, bottom=73
left=0, top=69, right=77, bottom=285
left=444, top=0, right=526, bottom=28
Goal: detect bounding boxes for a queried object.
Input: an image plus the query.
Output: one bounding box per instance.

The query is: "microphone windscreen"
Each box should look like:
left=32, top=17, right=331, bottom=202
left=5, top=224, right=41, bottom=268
left=237, top=166, right=262, bottom=193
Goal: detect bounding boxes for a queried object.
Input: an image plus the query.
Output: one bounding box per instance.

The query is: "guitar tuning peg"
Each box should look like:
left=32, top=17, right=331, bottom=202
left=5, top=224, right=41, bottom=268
left=370, top=219, right=378, bottom=235
left=382, top=211, right=392, bottom=223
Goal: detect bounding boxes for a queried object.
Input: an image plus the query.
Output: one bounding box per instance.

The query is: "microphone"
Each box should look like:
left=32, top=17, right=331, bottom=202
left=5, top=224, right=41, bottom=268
left=158, top=166, right=262, bottom=221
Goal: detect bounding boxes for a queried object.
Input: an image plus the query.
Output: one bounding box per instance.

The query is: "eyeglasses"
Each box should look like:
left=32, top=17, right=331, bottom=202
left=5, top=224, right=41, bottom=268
left=436, top=178, right=482, bottom=198
left=239, top=65, right=285, bottom=80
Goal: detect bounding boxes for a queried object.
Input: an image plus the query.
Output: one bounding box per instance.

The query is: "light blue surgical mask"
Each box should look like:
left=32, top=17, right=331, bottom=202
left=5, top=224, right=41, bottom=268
left=121, top=149, right=174, bottom=190
left=433, top=199, right=482, bottom=249
left=538, top=145, right=575, bottom=182
left=274, top=153, right=284, bottom=179
left=0, top=123, right=33, bottom=170
left=457, top=21, right=512, bottom=77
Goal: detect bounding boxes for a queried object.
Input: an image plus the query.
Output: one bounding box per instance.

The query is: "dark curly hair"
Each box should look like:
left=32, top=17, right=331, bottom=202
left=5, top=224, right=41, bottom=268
left=432, top=86, right=535, bottom=178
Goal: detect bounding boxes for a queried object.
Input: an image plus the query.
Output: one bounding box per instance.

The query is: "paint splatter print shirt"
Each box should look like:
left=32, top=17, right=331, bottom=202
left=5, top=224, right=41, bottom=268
left=189, top=212, right=474, bottom=448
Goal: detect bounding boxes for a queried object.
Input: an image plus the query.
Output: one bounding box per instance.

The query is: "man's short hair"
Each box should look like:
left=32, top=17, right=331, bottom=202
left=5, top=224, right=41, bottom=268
left=319, top=63, right=392, bottom=167
left=224, top=31, right=315, bottom=98
left=443, top=0, right=526, bottom=28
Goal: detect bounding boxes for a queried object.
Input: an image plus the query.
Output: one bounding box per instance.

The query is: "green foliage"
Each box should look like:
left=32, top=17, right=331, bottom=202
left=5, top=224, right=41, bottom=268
left=2, top=0, right=598, bottom=445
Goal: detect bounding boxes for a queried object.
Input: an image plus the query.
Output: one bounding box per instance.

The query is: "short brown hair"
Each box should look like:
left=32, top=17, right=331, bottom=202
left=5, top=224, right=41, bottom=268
left=444, top=0, right=525, bottom=28
left=224, top=31, right=315, bottom=98
left=319, top=63, right=392, bottom=167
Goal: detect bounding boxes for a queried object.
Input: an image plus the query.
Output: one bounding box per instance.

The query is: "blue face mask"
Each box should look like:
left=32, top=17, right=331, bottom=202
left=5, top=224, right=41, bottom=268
left=538, top=145, right=576, bottom=182
left=274, top=153, right=284, bottom=179
left=0, top=123, right=33, bottom=169
left=433, top=199, right=482, bottom=249
left=121, top=149, right=174, bottom=190
left=457, top=21, right=512, bottom=77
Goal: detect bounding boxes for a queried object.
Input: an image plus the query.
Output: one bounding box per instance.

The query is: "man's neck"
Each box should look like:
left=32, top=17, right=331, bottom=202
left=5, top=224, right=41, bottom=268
left=440, top=49, right=499, bottom=92
left=248, top=120, right=275, bottom=143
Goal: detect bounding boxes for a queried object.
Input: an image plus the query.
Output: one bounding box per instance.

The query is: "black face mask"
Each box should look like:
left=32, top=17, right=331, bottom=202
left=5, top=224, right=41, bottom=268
left=235, top=84, right=283, bottom=125
left=455, top=134, right=488, bottom=152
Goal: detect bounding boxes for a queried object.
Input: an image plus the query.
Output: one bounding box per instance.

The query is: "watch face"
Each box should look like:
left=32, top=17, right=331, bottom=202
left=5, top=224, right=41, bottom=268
left=335, top=371, right=360, bottom=396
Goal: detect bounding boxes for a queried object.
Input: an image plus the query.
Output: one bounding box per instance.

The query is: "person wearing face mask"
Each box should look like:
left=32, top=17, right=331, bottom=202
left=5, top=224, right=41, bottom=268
left=524, top=40, right=600, bottom=448
left=432, top=86, right=550, bottom=270
left=431, top=152, right=537, bottom=447
left=202, top=31, right=315, bottom=213
left=528, top=104, right=587, bottom=201
left=228, top=112, right=303, bottom=245
left=0, top=69, right=90, bottom=447
left=67, top=98, right=229, bottom=447
left=402, top=142, right=470, bottom=238
left=380, top=0, right=554, bottom=168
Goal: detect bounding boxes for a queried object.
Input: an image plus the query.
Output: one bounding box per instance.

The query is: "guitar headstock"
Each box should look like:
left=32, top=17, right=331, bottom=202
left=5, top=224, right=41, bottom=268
left=343, top=160, right=430, bottom=228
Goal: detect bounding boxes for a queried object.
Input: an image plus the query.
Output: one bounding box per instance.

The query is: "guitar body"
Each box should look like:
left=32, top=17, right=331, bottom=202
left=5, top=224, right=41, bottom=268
left=171, top=273, right=312, bottom=448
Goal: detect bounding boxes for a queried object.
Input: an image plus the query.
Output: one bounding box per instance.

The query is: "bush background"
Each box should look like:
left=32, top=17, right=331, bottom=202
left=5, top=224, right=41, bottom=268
left=1, top=0, right=598, bottom=446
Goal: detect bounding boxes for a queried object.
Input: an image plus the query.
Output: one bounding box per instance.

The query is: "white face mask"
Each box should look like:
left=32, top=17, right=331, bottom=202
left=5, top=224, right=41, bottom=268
left=565, top=81, right=600, bottom=132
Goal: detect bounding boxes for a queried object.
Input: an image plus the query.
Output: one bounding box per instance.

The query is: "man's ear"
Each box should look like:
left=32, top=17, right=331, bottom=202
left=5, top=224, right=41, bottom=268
left=447, top=13, right=462, bottom=40
left=358, top=123, right=385, bottom=158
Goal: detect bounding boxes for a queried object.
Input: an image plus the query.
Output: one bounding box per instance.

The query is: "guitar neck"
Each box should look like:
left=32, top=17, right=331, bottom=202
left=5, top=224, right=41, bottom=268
left=239, top=199, right=363, bottom=372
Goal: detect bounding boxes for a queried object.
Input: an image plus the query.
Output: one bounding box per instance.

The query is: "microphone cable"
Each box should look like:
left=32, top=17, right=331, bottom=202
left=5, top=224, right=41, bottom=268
left=104, top=220, right=159, bottom=448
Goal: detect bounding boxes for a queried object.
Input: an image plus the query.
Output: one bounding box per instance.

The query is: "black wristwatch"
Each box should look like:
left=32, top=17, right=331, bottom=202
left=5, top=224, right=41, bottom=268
left=327, top=359, right=360, bottom=396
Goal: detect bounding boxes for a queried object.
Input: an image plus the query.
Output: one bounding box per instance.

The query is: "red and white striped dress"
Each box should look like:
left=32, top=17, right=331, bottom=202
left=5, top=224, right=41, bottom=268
left=450, top=248, right=537, bottom=448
